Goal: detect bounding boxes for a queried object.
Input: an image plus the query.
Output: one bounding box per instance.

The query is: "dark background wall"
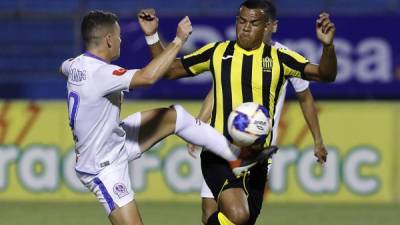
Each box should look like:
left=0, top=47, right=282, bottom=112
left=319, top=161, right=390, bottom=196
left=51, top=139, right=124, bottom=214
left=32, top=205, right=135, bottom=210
left=1, top=0, right=399, bottom=100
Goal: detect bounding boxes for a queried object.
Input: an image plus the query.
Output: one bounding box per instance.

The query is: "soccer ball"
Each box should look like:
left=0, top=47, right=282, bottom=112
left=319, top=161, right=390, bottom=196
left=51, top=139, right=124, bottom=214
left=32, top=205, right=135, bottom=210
left=227, top=102, right=271, bottom=147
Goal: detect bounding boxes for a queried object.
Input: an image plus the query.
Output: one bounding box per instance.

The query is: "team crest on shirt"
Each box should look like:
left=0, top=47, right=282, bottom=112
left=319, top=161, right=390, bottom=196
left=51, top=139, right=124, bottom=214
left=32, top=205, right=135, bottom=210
left=112, top=68, right=128, bottom=76
left=262, top=57, right=273, bottom=72
left=113, top=183, right=129, bottom=198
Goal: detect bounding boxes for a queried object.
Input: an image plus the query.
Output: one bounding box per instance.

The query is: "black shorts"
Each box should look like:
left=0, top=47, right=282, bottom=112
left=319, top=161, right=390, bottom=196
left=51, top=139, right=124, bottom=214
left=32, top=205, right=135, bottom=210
left=201, top=150, right=268, bottom=224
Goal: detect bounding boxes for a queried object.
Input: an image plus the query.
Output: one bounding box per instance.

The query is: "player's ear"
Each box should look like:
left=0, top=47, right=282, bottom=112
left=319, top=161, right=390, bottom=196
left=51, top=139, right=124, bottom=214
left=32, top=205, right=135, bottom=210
left=272, top=20, right=278, bottom=33
left=264, top=22, right=270, bottom=34
left=105, top=33, right=112, bottom=48
left=264, top=19, right=271, bottom=33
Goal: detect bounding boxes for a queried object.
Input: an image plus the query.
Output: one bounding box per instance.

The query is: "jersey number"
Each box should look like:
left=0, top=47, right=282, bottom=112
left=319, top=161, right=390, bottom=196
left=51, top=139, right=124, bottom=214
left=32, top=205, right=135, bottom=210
left=68, top=92, right=79, bottom=141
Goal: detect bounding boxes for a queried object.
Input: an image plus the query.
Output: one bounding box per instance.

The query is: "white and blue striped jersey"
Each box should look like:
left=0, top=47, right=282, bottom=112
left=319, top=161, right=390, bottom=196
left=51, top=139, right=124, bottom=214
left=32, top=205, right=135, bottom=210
left=61, top=52, right=136, bottom=174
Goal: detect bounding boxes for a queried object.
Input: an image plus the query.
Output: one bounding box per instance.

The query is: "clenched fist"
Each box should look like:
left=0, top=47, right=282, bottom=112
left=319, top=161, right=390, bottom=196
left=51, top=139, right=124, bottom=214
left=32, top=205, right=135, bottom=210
left=137, top=8, right=159, bottom=36
left=176, top=16, right=192, bottom=43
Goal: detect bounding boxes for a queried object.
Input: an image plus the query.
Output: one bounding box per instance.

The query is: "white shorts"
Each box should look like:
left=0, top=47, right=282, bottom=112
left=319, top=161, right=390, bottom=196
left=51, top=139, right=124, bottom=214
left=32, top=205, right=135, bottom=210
left=121, top=112, right=142, bottom=161
left=76, top=112, right=143, bottom=215
left=77, top=157, right=134, bottom=215
left=200, top=178, right=214, bottom=198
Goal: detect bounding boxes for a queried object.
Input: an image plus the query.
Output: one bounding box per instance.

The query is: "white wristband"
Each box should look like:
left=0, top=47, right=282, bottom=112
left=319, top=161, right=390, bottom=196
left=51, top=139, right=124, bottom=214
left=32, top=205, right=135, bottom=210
left=145, top=32, right=160, bottom=45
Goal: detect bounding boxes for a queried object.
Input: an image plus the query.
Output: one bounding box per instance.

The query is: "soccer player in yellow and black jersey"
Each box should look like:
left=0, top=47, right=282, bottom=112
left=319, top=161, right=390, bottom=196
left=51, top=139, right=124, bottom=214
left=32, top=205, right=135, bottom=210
left=138, top=0, right=337, bottom=224
left=181, top=38, right=310, bottom=144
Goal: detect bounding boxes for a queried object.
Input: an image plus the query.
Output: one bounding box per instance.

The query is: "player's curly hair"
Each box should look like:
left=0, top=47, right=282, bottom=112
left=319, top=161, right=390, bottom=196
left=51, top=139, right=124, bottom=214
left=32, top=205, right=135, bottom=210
left=240, top=0, right=277, bottom=21
left=81, top=10, right=118, bottom=45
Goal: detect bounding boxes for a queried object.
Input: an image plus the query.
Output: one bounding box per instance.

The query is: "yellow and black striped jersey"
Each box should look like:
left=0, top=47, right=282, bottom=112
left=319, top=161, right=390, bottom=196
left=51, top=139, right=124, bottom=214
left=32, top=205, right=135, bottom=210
left=181, top=40, right=309, bottom=144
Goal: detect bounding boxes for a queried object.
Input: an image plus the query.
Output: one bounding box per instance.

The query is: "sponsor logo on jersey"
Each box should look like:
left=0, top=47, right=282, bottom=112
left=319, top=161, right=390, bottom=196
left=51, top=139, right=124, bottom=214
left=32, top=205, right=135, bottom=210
left=222, top=55, right=233, bottom=60
left=262, top=57, right=273, bottom=72
left=195, top=119, right=202, bottom=126
left=68, top=68, right=87, bottom=82
left=113, top=183, right=129, bottom=198
left=100, top=161, right=110, bottom=168
left=112, top=68, right=128, bottom=76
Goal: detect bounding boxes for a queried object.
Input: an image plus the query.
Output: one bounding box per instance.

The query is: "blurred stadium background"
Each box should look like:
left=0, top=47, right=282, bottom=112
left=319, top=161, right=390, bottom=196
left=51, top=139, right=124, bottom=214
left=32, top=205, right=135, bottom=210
left=1, top=0, right=400, bottom=225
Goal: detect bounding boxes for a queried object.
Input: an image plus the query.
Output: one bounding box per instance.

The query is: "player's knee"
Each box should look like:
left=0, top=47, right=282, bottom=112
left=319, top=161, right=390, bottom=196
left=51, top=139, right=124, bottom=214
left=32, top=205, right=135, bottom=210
left=201, top=208, right=215, bottom=225
left=222, top=205, right=250, bottom=225
left=170, top=104, right=183, bottom=117
left=155, top=106, right=175, bottom=125
left=201, top=214, right=208, bottom=225
left=202, top=198, right=218, bottom=224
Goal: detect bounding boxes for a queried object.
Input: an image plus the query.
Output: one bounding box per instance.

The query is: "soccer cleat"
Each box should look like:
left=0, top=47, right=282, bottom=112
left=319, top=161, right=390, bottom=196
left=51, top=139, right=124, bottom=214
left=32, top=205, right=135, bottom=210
left=229, top=145, right=279, bottom=177
left=255, top=145, right=279, bottom=165
left=230, top=159, right=257, bottom=177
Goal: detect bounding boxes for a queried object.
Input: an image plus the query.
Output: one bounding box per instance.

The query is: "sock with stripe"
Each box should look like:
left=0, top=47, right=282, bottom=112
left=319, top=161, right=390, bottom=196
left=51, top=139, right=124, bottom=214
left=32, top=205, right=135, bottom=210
left=173, top=104, right=238, bottom=162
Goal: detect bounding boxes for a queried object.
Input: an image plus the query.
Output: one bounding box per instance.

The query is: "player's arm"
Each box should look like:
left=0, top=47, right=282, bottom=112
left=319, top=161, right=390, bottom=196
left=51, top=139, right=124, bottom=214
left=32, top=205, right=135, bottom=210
left=137, top=9, right=188, bottom=80
left=130, top=16, right=192, bottom=88
left=59, top=58, right=74, bottom=76
left=303, top=12, right=337, bottom=82
left=295, top=88, right=327, bottom=164
left=143, top=36, right=187, bottom=80
left=146, top=37, right=187, bottom=80
left=303, top=46, right=336, bottom=82
left=197, top=86, right=214, bottom=122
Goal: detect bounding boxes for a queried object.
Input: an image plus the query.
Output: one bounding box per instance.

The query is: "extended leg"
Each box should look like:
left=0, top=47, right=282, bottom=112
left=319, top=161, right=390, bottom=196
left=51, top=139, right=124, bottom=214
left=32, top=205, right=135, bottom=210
left=137, top=105, right=237, bottom=162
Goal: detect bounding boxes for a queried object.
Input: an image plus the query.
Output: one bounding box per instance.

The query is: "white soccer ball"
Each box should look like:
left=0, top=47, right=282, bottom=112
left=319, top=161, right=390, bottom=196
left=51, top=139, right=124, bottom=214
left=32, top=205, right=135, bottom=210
left=227, top=102, right=271, bottom=147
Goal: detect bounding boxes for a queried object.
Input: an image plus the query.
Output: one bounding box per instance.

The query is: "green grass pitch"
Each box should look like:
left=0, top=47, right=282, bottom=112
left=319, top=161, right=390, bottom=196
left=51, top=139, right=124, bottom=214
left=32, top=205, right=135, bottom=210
left=0, top=201, right=399, bottom=225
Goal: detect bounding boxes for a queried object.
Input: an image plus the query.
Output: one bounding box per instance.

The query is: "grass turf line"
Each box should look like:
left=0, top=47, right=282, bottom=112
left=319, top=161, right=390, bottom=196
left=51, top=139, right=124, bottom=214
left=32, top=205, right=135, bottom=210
left=0, top=202, right=399, bottom=225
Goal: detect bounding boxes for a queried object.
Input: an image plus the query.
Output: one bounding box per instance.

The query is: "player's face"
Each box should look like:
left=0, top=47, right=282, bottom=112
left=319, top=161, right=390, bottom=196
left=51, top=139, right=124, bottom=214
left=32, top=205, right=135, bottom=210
left=109, top=22, right=122, bottom=61
left=236, top=6, right=268, bottom=50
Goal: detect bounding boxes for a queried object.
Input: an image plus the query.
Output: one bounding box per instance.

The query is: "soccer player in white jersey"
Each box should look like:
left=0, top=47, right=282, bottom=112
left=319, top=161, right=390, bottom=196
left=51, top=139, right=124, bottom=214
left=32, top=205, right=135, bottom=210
left=60, top=10, right=264, bottom=225
left=187, top=6, right=328, bottom=225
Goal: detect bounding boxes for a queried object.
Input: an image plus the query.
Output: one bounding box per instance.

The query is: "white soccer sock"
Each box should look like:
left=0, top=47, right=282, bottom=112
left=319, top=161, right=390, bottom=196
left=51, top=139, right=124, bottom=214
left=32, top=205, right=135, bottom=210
left=172, top=104, right=238, bottom=162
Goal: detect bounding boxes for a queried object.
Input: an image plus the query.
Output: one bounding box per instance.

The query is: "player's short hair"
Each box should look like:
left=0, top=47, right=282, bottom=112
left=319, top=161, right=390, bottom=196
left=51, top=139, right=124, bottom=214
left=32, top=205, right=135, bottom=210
left=81, top=10, right=118, bottom=45
left=240, top=0, right=277, bottom=21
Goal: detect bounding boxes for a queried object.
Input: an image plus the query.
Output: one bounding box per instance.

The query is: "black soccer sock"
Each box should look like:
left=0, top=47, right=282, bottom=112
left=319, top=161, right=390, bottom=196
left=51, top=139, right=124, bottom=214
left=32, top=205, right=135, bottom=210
left=206, top=212, right=221, bottom=225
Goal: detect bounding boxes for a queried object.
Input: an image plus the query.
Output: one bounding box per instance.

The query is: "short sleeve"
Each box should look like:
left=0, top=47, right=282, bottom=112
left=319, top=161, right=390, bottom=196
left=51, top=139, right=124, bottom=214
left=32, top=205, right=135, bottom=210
left=181, top=42, right=217, bottom=76
left=94, top=64, right=137, bottom=95
left=288, top=77, right=310, bottom=93
left=278, top=48, right=310, bottom=79
left=271, top=41, right=288, bottom=49
left=60, top=58, right=74, bottom=76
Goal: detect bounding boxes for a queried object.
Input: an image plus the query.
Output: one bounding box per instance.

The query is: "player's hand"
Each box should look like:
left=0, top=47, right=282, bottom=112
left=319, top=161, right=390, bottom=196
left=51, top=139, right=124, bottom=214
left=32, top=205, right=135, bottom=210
left=316, top=12, right=335, bottom=46
left=314, top=142, right=328, bottom=165
left=137, top=8, right=159, bottom=36
left=176, top=16, right=192, bottom=43
left=186, top=143, right=201, bottom=158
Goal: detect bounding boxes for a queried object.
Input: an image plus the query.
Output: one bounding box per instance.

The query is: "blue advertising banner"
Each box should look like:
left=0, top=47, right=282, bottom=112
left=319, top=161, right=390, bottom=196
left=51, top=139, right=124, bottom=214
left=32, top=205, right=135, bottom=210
left=115, top=15, right=400, bottom=100
left=1, top=15, right=398, bottom=99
